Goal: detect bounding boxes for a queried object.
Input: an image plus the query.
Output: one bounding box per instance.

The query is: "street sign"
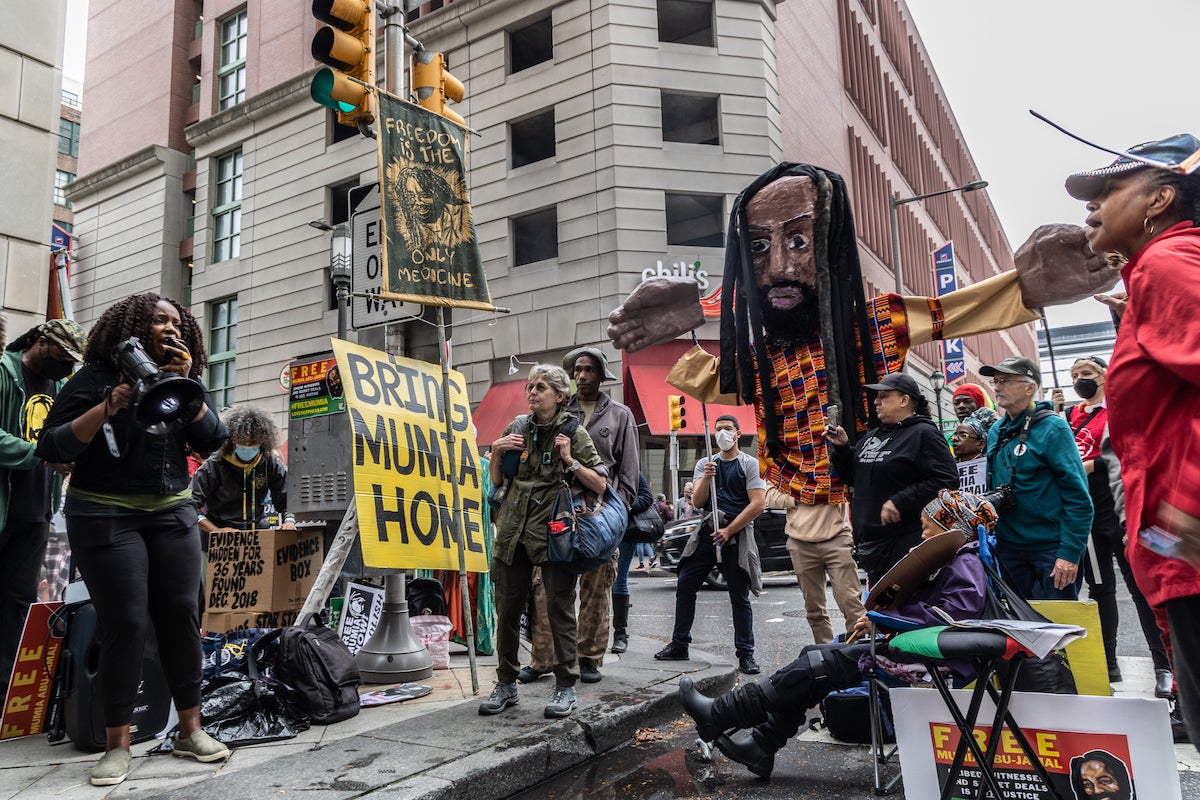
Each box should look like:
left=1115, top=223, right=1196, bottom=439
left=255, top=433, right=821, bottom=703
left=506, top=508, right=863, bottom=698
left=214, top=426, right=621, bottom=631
left=349, top=183, right=421, bottom=329
left=931, top=241, right=965, bottom=382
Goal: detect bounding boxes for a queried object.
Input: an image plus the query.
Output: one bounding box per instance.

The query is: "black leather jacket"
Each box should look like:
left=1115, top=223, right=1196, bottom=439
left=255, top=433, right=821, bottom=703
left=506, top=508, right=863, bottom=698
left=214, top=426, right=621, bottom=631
left=37, top=363, right=226, bottom=496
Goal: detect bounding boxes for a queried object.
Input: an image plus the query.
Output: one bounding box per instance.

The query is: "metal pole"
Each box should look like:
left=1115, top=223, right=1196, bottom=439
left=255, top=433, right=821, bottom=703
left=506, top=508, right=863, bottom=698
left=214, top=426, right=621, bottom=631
left=1040, top=313, right=1062, bottom=390
left=437, top=306, right=479, bottom=693
left=689, top=332, right=720, bottom=563
left=889, top=197, right=903, bottom=295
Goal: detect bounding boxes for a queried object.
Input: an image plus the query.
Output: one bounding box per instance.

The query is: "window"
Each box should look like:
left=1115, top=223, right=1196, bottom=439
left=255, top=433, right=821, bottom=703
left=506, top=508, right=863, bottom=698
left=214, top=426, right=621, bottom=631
left=512, top=207, right=558, bottom=266
left=661, top=92, right=720, bottom=145
left=54, top=170, right=75, bottom=208
left=665, top=193, right=723, bottom=247
left=509, top=15, right=552, bottom=74
left=58, top=118, right=80, bottom=157
left=212, top=150, right=243, bottom=263
left=208, top=297, right=238, bottom=409
left=328, top=179, right=358, bottom=226
left=218, top=10, right=248, bottom=110
left=510, top=109, right=555, bottom=168
left=657, top=0, right=713, bottom=46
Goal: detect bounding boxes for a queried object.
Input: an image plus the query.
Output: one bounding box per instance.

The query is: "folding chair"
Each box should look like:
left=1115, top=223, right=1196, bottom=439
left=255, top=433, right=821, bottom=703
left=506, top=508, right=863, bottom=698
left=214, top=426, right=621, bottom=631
left=863, top=611, right=930, bottom=795
left=886, top=625, right=1068, bottom=800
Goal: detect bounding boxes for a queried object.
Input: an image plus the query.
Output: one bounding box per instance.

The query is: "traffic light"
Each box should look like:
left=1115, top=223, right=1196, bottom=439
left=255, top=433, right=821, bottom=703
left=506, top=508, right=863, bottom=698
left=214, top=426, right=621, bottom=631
left=411, top=51, right=466, bottom=128
left=668, top=394, right=687, bottom=431
left=310, top=0, right=376, bottom=128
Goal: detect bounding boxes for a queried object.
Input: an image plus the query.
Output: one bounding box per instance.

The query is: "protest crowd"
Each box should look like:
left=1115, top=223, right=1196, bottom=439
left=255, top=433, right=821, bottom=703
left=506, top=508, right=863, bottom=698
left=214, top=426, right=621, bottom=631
left=3, top=133, right=1199, bottom=796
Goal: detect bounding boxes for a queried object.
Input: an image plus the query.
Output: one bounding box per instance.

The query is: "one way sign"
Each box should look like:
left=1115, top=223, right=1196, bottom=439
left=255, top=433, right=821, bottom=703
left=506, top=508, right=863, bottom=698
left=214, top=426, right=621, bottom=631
left=349, top=183, right=421, bottom=329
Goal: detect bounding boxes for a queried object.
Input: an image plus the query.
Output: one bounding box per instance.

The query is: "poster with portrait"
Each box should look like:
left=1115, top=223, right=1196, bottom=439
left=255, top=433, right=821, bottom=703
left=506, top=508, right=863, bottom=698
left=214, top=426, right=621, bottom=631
left=330, top=338, right=489, bottom=572
left=376, top=90, right=494, bottom=311
left=289, top=357, right=346, bottom=419
left=337, top=581, right=384, bottom=656
left=892, top=689, right=1180, bottom=799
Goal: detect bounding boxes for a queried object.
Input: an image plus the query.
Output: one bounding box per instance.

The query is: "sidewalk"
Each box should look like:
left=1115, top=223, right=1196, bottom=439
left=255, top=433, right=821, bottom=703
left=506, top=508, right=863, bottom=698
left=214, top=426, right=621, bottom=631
left=0, top=635, right=737, bottom=800
left=3, top=642, right=1197, bottom=799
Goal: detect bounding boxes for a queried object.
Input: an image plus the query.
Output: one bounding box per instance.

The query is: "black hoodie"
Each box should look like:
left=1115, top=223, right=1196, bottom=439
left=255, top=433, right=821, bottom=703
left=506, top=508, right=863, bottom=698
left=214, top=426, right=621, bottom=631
left=829, top=414, right=957, bottom=548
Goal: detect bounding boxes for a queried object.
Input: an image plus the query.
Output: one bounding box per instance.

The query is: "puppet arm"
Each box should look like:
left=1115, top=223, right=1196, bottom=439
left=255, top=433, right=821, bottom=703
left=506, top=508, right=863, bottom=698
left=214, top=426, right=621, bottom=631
left=904, top=271, right=1040, bottom=346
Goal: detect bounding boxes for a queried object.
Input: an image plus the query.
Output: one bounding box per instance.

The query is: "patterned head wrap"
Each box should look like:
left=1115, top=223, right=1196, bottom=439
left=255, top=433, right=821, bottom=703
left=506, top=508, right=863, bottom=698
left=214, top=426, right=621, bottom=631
left=922, top=489, right=998, bottom=541
left=959, top=416, right=988, bottom=441
left=952, top=383, right=991, bottom=410
left=968, top=406, right=999, bottom=433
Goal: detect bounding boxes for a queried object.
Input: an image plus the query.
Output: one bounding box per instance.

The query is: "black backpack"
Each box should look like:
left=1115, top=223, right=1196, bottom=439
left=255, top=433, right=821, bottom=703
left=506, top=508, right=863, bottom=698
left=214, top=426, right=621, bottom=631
left=256, top=614, right=362, bottom=725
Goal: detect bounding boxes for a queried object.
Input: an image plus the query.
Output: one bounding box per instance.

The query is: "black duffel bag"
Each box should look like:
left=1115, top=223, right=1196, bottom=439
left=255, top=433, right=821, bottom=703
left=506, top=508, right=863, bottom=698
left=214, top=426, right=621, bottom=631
left=624, top=504, right=665, bottom=545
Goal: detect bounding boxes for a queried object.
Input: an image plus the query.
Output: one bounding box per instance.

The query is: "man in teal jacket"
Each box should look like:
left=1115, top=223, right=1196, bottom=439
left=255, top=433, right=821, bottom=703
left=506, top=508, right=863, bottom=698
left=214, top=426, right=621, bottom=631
left=983, top=356, right=1092, bottom=599
left=0, top=319, right=86, bottom=685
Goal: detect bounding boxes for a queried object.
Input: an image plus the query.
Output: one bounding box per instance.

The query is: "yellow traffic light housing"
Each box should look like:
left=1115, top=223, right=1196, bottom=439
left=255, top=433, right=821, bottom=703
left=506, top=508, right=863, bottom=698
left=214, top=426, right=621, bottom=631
left=311, top=0, right=376, bottom=128
left=668, top=394, right=687, bottom=431
left=412, top=51, right=466, bottom=128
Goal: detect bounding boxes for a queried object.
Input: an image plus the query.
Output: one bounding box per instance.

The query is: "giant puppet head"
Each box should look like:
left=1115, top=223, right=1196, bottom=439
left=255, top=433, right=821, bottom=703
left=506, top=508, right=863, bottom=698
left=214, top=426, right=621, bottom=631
left=720, top=164, right=876, bottom=458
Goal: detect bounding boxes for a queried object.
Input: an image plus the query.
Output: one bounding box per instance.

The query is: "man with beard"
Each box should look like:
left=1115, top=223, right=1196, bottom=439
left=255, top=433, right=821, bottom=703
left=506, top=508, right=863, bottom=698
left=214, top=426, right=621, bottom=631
left=608, top=164, right=1120, bottom=548
left=0, top=319, right=87, bottom=685
left=1069, top=749, right=1134, bottom=800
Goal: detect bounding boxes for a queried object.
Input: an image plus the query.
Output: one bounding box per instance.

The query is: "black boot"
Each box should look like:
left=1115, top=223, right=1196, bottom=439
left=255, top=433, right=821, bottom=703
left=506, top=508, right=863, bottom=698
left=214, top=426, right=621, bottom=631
left=679, top=676, right=777, bottom=742
left=714, top=729, right=777, bottom=779
left=611, top=594, right=630, bottom=654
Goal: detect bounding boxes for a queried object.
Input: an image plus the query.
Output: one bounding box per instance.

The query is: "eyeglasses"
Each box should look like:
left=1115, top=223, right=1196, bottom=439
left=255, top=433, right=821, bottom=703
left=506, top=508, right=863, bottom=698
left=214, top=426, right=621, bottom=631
left=988, top=376, right=1031, bottom=387
left=951, top=430, right=981, bottom=440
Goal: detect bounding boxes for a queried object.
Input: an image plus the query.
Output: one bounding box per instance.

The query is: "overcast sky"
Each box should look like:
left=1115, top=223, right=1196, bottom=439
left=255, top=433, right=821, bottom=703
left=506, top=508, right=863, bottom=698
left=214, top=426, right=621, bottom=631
left=905, top=0, right=1200, bottom=326
left=61, top=0, right=1197, bottom=324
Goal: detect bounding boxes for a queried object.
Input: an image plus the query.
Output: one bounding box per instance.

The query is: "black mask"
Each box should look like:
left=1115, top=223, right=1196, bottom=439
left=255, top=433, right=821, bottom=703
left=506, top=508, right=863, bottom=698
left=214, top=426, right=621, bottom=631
left=42, top=358, right=76, bottom=381
left=1073, top=378, right=1100, bottom=400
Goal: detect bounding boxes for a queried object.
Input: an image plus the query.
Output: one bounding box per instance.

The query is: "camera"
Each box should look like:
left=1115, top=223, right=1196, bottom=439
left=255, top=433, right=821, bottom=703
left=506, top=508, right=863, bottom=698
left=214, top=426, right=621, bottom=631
left=981, top=484, right=1017, bottom=511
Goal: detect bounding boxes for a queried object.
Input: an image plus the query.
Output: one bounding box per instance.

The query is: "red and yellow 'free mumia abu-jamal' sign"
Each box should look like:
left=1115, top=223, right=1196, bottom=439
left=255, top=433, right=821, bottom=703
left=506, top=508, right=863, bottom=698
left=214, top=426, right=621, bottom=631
left=330, top=338, right=488, bottom=572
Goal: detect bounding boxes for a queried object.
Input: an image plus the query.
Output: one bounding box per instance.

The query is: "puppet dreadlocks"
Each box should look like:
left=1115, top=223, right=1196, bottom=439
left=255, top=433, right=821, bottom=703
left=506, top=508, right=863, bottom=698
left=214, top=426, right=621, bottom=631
left=719, top=163, right=878, bottom=461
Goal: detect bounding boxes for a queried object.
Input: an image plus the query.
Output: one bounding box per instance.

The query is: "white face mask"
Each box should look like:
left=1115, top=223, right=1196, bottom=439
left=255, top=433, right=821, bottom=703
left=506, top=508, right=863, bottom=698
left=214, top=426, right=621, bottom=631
left=714, top=429, right=737, bottom=452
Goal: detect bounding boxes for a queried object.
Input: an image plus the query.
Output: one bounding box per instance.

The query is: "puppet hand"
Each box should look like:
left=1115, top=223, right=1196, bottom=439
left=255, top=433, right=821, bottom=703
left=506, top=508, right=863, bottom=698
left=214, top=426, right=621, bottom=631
left=607, top=277, right=705, bottom=352
left=1015, top=224, right=1121, bottom=308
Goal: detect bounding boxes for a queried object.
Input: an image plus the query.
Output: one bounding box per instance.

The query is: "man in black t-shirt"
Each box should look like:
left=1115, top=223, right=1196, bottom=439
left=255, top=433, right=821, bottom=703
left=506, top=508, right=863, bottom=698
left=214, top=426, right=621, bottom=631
left=0, top=319, right=86, bottom=685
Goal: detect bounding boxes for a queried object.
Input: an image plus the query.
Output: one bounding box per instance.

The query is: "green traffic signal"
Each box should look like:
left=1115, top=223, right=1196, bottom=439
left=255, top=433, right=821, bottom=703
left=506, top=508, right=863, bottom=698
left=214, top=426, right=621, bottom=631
left=311, top=68, right=357, bottom=113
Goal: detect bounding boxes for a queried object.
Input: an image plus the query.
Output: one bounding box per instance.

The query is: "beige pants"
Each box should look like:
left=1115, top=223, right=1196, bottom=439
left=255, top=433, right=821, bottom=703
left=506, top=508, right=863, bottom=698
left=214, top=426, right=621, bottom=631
left=529, top=552, right=618, bottom=670
left=784, top=503, right=866, bottom=644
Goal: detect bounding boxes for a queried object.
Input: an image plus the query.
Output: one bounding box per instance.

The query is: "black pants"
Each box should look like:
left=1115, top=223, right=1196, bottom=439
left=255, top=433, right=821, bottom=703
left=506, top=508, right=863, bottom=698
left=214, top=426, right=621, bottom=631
left=755, top=642, right=868, bottom=749
left=67, top=503, right=203, bottom=727
left=1166, top=595, right=1200, bottom=754
left=1083, top=533, right=1122, bottom=668
left=671, top=542, right=755, bottom=657
left=0, top=519, right=49, bottom=686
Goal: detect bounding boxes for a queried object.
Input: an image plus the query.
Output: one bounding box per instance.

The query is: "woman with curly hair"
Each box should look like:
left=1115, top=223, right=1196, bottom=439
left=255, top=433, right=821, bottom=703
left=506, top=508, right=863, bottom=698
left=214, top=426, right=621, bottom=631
left=192, top=404, right=293, bottom=533
left=37, top=294, right=230, bottom=785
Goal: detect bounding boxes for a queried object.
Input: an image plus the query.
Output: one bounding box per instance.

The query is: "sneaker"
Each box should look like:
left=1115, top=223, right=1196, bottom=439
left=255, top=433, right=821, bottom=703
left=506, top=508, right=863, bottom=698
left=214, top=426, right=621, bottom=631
left=91, top=748, right=132, bottom=786
left=654, top=642, right=689, bottom=661
left=637, top=562, right=646, bottom=570
left=1156, top=669, right=1175, bottom=699
left=516, top=666, right=547, bottom=684
left=544, top=685, right=577, bottom=718
left=580, top=658, right=602, bottom=683
left=479, top=682, right=520, bottom=715
left=649, top=560, right=659, bottom=569
left=738, top=655, right=761, bottom=675
left=172, top=729, right=231, bottom=762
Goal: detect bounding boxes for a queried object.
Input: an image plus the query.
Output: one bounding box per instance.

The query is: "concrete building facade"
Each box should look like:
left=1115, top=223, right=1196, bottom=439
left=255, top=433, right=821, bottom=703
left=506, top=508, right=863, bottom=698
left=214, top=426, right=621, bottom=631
left=1, top=0, right=68, bottom=335
left=67, top=0, right=1033, bottom=487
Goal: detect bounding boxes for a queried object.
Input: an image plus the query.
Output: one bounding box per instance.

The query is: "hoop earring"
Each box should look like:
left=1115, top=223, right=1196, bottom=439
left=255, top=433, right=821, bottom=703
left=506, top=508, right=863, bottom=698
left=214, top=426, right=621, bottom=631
left=1143, top=216, right=1155, bottom=236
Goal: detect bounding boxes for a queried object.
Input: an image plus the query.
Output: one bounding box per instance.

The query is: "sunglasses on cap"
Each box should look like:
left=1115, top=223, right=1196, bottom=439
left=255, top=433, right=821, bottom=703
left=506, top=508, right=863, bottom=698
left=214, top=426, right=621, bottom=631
left=1072, top=356, right=1108, bottom=368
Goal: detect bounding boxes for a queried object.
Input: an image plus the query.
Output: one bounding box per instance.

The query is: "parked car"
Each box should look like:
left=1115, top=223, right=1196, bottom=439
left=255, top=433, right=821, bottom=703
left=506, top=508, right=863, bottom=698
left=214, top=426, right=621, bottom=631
left=655, top=507, right=791, bottom=589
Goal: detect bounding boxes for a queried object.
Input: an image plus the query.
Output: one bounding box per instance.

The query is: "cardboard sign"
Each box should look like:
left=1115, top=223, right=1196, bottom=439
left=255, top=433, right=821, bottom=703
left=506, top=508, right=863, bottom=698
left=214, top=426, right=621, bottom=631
left=331, top=338, right=489, bottom=572
left=1030, top=599, right=1109, bottom=697
left=203, top=608, right=305, bottom=635
left=289, top=357, right=346, bottom=419
left=337, top=581, right=385, bottom=656
left=202, top=528, right=324, bottom=633
left=957, top=456, right=988, bottom=493
left=892, top=689, right=1180, bottom=800
left=1, top=602, right=63, bottom=739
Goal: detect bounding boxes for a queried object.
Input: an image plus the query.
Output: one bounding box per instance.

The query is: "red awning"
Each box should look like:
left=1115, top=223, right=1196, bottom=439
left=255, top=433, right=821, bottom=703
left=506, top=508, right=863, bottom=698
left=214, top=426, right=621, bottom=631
left=625, top=364, right=755, bottom=436
left=471, top=379, right=527, bottom=447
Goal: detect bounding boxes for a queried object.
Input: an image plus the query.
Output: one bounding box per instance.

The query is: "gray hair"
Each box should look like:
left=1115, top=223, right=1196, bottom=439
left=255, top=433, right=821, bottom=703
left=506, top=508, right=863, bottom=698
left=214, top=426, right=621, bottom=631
left=220, top=404, right=280, bottom=454
left=528, top=364, right=571, bottom=408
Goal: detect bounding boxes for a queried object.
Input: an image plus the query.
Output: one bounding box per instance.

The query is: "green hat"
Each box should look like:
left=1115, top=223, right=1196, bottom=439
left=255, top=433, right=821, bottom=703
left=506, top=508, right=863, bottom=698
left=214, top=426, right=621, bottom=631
left=39, top=319, right=87, bottom=362
left=980, top=356, right=1041, bottom=386
left=562, top=346, right=617, bottom=382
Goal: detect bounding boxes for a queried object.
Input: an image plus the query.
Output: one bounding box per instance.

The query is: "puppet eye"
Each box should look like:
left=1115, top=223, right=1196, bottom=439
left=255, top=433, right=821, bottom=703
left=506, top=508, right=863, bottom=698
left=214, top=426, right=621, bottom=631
left=749, top=238, right=769, bottom=254
left=789, top=235, right=808, bottom=250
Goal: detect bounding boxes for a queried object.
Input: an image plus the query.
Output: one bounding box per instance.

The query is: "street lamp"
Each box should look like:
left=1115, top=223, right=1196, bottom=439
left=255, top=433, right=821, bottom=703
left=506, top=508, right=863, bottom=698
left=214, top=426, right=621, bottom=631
left=311, top=220, right=353, bottom=339
left=929, top=369, right=946, bottom=433
left=889, top=180, right=989, bottom=294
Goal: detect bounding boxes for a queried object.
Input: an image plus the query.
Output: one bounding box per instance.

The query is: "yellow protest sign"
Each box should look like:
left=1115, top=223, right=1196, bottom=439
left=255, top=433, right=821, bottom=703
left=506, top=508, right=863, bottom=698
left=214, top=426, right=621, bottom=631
left=330, top=338, right=488, bottom=572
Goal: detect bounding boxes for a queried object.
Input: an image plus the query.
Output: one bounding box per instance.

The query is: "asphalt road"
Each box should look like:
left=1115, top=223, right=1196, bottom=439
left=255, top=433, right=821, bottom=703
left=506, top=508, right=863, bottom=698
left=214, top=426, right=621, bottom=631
left=522, top=567, right=1200, bottom=800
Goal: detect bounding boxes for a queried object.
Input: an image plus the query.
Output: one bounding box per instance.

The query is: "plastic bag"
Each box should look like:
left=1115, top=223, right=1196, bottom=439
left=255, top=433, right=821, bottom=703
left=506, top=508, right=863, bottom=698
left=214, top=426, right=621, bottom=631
left=198, top=673, right=310, bottom=746
left=410, top=614, right=453, bottom=669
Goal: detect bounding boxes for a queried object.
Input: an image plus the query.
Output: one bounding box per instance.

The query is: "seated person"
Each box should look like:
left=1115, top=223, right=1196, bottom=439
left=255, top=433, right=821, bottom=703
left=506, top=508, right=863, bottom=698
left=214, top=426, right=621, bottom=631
left=678, top=489, right=995, bottom=779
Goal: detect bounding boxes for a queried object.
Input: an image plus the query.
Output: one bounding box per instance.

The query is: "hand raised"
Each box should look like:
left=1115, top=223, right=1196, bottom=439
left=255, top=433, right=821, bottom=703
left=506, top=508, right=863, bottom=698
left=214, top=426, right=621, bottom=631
left=607, top=277, right=705, bottom=352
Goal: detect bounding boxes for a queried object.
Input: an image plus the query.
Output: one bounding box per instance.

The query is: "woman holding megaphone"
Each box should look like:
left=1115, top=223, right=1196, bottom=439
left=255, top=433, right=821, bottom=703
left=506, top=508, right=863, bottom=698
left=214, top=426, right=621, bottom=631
left=37, top=293, right=231, bottom=786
